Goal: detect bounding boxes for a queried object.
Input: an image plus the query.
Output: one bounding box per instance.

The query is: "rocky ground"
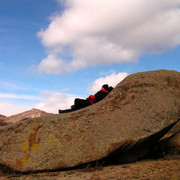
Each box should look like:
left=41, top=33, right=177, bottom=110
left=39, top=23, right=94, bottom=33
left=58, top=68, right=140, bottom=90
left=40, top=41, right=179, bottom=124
left=0, top=155, right=179, bottom=180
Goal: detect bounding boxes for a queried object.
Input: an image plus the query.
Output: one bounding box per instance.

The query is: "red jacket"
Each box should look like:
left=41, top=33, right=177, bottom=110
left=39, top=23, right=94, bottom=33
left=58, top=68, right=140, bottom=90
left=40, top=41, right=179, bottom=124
left=86, top=89, right=109, bottom=104
left=86, top=95, right=96, bottom=104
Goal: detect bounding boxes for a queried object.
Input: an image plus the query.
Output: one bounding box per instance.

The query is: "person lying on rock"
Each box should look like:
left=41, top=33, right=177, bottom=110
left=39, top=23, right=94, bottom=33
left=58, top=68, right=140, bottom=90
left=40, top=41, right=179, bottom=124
left=58, top=84, right=113, bottom=114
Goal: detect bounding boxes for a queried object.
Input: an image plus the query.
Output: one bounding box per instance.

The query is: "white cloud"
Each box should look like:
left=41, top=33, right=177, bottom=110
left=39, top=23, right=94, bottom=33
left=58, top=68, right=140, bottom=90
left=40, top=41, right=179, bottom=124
left=0, top=93, right=41, bottom=116
left=0, top=101, right=32, bottom=116
left=37, top=0, right=180, bottom=74
left=0, top=89, right=79, bottom=115
left=35, top=90, right=77, bottom=113
left=0, top=90, right=77, bottom=116
left=0, top=93, right=41, bottom=101
left=87, top=72, right=128, bottom=94
left=0, top=71, right=129, bottom=116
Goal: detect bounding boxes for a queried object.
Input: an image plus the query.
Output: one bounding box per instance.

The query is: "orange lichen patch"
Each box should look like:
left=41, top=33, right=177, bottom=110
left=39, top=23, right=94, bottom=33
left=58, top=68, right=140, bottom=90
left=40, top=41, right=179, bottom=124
left=21, top=126, right=42, bottom=166
left=54, top=134, right=63, bottom=140
left=65, top=135, right=72, bottom=142
left=58, top=149, right=61, bottom=153
left=22, top=125, right=42, bottom=153
left=80, top=129, right=84, bottom=134
left=49, top=136, right=56, bottom=140
left=31, top=144, right=40, bottom=152
left=47, top=136, right=62, bottom=154
left=21, top=156, right=30, bottom=164
left=22, top=140, right=29, bottom=152
left=48, top=136, right=56, bottom=145
left=29, top=126, right=41, bottom=147
left=97, top=111, right=103, bottom=115
left=15, top=129, right=22, bottom=133
left=48, top=140, right=53, bottom=146
left=28, top=126, right=42, bottom=149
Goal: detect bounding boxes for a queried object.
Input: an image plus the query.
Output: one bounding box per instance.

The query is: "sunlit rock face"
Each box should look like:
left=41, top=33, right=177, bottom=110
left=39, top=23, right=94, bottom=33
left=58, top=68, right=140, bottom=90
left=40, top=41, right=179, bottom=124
left=0, top=70, right=179, bottom=172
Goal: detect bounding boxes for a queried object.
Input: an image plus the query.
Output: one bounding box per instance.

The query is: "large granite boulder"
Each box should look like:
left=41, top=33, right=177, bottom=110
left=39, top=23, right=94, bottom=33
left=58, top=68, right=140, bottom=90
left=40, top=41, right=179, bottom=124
left=0, top=70, right=179, bottom=172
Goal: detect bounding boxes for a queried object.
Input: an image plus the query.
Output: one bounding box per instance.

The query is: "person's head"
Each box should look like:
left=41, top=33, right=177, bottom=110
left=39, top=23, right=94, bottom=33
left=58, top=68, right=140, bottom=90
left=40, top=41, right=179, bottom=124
left=102, top=84, right=109, bottom=91
left=108, top=86, right=114, bottom=92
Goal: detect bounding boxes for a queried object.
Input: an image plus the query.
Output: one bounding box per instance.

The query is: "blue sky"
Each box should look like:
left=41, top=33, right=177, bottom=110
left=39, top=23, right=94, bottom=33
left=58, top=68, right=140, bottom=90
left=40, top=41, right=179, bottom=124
left=0, top=0, right=180, bottom=116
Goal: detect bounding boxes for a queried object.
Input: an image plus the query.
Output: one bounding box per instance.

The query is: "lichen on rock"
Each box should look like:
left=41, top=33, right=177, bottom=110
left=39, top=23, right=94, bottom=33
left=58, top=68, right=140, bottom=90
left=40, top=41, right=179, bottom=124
left=0, top=70, right=179, bottom=172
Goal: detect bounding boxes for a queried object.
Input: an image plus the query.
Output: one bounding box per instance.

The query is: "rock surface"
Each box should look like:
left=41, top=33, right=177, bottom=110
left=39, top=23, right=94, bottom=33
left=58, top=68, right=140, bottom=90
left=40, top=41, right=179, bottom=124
left=158, top=131, right=180, bottom=155
left=0, top=70, right=180, bottom=172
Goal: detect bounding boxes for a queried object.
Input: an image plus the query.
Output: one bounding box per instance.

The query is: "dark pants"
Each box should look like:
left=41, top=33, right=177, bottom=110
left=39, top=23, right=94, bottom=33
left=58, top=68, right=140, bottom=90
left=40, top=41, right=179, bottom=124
left=74, top=98, right=91, bottom=109
left=59, top=98, right=90, bottom=114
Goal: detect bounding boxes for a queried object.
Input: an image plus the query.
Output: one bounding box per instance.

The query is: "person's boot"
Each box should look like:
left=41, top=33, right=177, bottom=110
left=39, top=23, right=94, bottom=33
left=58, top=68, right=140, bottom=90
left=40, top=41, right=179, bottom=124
left=71, top=105, right=76, bottom=109
left=58, top=109, right=74, bottom=114
left=58, top=109, right=63, bottom=114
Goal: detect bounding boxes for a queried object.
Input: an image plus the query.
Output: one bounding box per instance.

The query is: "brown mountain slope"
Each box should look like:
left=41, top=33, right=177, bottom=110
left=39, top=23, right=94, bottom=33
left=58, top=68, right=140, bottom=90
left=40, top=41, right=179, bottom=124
left=0, top=114, right=7, bottom=120
left=0, top=120, right=8, bottom=126
left=5, top=108, right=54, bottom=124
left=0, top=114, right=7, bottom=126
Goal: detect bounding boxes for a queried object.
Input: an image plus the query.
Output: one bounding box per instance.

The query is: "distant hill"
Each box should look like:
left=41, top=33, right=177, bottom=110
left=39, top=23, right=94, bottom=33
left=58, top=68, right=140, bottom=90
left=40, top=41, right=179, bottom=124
left=0, top=114, right=7, bottom=126
left=0, top=120, right=8, bottom=126
left=0, top=114, right=6, bottom=120
left=5, top=108, right=54, bottom=124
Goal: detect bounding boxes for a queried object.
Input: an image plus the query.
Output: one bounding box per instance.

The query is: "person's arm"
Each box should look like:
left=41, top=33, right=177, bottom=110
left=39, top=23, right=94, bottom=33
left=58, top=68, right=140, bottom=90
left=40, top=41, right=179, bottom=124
left=95, top=91, right=106, bottom=102
left=86, top=95, right=96, bottom=104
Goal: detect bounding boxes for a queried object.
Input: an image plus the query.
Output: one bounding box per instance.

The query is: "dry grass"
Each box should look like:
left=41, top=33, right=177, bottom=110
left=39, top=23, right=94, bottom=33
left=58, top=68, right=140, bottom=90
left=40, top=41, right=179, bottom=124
left=0, top=155, right=179, bottom=180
